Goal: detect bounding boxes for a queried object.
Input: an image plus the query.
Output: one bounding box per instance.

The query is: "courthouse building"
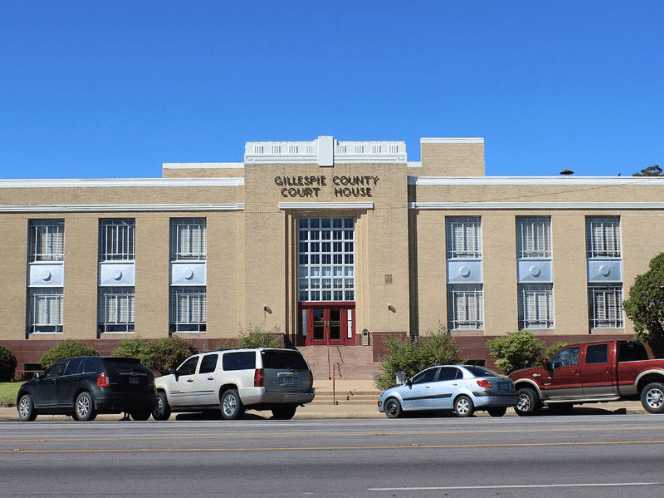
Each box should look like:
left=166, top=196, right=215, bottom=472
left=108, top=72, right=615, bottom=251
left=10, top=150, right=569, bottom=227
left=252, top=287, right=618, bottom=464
left=1, top=135, right=663, bottom=375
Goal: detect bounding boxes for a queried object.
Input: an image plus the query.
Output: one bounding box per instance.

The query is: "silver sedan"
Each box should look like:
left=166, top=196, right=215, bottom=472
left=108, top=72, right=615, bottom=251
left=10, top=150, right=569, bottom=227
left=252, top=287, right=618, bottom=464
left=378, top=365, right=517, bottom=418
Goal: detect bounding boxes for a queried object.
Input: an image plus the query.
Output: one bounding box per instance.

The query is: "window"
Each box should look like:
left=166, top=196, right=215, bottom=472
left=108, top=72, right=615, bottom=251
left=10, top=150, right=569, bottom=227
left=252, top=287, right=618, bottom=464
left=28, top=288, right=63, bottom=333
left=82, top=358, right=102, bottom=374
left=448, top=284, right=484, bottom=330
left=199, top=354, right=219, bottom=374
left=552, top=347, right=580, bottom=368
left=589, top=285, right=624, bottom=328
left=171, top=218, right=206, bottom=261
left=438, top=367, right=461, bottom=382
left=99, top=219, right=135, bottom=261
left=586, top=344, right=608, bottom=364
left=298, top=218, right=355, bottom=302
left=587, top=217, right=621, bottom=258
left=618, top=342, right=648, bottom=362
left=170, top=286, right=207, bottom=332
left=446, top=217, right=481, bottom=259
left=45, top=361, right=66, bottom=378
left=176, top=356, right=199, bottom=376
left=222, top=352, right=256, bottom=371
left=64, top=358, right=83, bottom=376
left=261, top=350, right=308, bottom=370
left=412, top=368, right=438, bottom=384
left=98, top=287, right=135, bottom=333
left=517, top=217, right=551, bottom=259
left=518, top=284, right=554, bottom=329
left=463, top=366, right=498, bottom=378
left=29, top=220, right=64, bottom=262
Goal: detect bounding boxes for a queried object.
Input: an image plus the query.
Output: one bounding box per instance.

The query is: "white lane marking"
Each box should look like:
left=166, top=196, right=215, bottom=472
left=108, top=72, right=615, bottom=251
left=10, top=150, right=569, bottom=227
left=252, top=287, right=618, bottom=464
left=369, top=482, right=661, bottom=492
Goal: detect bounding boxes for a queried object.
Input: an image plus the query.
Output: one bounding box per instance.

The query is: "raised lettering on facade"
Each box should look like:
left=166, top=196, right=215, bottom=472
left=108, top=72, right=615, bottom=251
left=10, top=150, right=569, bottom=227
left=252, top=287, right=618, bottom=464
left=274, top=175, right=380, bottom=198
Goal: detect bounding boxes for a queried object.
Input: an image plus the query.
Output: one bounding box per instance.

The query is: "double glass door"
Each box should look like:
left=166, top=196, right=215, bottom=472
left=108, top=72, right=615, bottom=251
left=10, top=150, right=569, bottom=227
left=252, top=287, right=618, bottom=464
left=300, top=304, right=355, bottom=345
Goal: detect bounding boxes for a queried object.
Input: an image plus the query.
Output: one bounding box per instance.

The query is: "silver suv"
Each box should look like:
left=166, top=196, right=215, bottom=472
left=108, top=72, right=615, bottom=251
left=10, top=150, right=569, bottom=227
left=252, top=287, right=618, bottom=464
left=153, top=348, right=315, bottom=420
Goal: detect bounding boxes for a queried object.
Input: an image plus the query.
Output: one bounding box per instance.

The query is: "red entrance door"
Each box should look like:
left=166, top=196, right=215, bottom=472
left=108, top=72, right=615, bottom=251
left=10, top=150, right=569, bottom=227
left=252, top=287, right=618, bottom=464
left=300, top=303, right=355, bottom=346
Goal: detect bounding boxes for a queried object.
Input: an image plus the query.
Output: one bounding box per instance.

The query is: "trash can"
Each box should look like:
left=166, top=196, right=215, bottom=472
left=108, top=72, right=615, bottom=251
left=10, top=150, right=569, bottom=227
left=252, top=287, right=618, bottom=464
left=361, top=328, right=370, bottom=346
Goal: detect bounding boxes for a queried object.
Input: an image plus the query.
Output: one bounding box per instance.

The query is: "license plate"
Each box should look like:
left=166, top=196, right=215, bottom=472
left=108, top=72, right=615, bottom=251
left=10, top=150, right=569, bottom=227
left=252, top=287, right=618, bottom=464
left=280, top=376, right=295, bottom=386
left=129, top=377, right=140, bottom=385
left=498, top=382, right=511, bottom=391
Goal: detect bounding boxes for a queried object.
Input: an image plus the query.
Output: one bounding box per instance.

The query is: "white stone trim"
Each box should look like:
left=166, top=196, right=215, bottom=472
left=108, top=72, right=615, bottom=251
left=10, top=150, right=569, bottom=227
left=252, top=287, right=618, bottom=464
left=278, top=201, right=374, bottom=210
left=420, top=137, right=484, bottom=144
left=0, top=203, right=245, bottom=213
left=411, top=176, right=664, bottom=186
left=0, top=178, right=244, bottom=188
left=411, top=202, right=664, bottom=210
left=407, top=161, right=422, bottom=168
left=162, top=162, right=244, bottom=169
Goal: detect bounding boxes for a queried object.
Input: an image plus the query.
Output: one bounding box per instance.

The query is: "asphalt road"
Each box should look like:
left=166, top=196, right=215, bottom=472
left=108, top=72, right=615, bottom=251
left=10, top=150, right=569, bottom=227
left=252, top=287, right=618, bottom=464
left=0, top=414, right=663, bottom=497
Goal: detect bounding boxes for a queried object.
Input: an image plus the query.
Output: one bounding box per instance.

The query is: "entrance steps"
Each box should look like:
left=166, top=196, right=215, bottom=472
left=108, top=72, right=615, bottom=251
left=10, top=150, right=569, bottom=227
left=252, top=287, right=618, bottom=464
left=298, top=345, right=379, bottom=381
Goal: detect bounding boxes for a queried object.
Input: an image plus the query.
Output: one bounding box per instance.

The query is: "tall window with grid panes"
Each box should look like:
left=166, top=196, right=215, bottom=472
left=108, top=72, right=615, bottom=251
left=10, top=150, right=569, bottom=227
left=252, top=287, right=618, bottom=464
left=297, top=218, right=356, bottom=345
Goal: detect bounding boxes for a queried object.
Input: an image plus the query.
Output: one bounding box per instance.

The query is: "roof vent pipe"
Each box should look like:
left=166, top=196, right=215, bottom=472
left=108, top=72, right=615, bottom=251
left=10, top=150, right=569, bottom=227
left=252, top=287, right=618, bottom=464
left=560, top=169, right=574, bottom=176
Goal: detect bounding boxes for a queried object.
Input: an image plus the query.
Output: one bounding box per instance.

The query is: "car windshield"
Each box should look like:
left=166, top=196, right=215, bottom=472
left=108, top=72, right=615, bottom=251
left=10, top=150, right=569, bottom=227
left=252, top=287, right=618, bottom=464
left=464, top=366, right=499, bottom=378
left=261, top=350, right=308, bottom=370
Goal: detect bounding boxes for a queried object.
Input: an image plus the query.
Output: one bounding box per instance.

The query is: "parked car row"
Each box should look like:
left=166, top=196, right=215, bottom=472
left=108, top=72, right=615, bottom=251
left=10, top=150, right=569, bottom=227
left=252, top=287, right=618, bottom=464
left=16, top=348, right=314, bottom=422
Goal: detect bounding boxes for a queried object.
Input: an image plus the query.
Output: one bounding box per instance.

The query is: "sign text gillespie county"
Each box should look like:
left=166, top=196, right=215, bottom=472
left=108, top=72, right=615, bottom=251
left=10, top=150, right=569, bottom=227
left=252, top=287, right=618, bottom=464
left=274, top=175, right=380, bottom=198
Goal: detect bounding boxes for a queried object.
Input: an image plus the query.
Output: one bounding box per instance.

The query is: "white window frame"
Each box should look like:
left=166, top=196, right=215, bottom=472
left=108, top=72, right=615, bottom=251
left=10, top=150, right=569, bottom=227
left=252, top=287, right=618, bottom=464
left=28, top=287, right=64, bottom=333
left=517, top=216, right=551, bottom=259
left=98, top=287, right=135, bottom=333
left=589, top=284, right=624, bottom=329
left=446, top=217, right=482, bottom=259
left=171, top=218, right=207, bottom=262
left=298, top=217, right=355, bottom=302
left=99, top=219, right=135, bottom=262
left=29, top=220, right=64, bottom=262
left=518, top=284, right=554, bottom=329
left=447, top=284, right=484, bottom=330
left=170, top=286, right=207, bottom=333
left=587, top=217, right=621, bottom=259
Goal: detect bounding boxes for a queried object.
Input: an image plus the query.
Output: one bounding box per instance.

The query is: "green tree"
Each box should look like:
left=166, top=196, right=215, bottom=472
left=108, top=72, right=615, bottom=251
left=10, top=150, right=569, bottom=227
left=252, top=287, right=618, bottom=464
left=40, top=341, right=98, bottom=369
left=149, top=337, right=197, bottom=374
left=112, top=338, right=156, bottom=370
left=633, top=164, right=663, bottom=177
left=238, top=324, right=280, bottom=349
left=624, top=253, right=664, bottom=357
left=0, top=346, right=17, bottom=382
left=376, top=326, right=460, bottom=390
left=487, top=331, right=567, bottom=374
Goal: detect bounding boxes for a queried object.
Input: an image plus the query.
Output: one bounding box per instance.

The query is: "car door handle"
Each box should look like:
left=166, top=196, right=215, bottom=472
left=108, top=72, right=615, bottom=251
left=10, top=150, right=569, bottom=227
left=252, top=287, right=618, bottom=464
left=207, top=377, right=214, bottom=381
left=452, top=383, right=459, bottom=386
left=186, top=379, right=194, bottom=383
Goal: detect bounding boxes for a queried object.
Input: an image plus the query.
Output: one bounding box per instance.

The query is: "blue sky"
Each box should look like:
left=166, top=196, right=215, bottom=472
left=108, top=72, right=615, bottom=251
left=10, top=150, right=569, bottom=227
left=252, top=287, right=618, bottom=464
left=1, top=1, right=662, bottom=178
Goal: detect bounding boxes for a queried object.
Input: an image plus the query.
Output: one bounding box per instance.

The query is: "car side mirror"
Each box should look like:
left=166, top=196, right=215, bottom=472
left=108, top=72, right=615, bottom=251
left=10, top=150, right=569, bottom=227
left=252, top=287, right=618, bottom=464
left=405, top=378, right=413, bottom=388
left=34, top=372, right=43, bottom=380
left=544, top=359, right=553, bottom=371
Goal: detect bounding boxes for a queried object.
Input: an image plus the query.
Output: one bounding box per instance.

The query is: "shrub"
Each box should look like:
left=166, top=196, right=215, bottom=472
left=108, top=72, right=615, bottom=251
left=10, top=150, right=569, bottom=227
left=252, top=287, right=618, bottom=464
left=376, top=326, right=460, bottom=390
left=40, top=341, right=98, bottom=369
left=488, top=331, right=567, bottom=374
left=149, top=337, right=197, bottom=375
left=112, top=338, right=156, bottom=370
left=239, top=324, right=280, bottom=349
left=0, top=346, right=17, bottom=382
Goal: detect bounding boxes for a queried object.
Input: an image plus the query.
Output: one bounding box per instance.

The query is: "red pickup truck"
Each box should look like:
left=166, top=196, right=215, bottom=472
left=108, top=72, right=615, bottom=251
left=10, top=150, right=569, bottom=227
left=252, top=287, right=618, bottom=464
left=510, top=340, right=664, bottom=415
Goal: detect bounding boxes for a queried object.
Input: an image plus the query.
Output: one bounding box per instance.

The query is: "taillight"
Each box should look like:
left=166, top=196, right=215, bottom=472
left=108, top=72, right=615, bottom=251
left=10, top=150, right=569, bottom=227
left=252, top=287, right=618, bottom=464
left=96, top=372, right=110, bottom=388
left=254, top=368, right=264, bottom=387
left=476, top=379, right=493, bottom=389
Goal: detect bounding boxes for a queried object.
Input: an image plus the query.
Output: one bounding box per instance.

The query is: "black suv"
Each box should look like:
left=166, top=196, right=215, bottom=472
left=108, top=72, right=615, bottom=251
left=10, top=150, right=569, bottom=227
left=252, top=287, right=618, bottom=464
left=16, top=356, right=156, bottom=422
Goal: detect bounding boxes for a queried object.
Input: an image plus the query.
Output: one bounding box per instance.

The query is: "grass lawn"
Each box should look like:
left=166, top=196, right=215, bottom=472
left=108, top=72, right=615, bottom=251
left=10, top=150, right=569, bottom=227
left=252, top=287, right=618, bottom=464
left=0, top=382, right=21, bottom=406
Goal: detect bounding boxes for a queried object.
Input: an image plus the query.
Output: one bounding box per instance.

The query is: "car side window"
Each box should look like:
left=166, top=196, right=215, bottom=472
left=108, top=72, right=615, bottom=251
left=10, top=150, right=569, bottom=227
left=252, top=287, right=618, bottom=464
left=222, top=352, right=256, bottom=371
left=552, top=347, right=580, bottom=368
left=618, top=342, right=648, bottom=362
left=64, top=358, right=83, bottom=376
left=177, top=356, right=199, bottom=376
left=437, top=367, right=459, bottom=382
left=82, top=358, right=102, bottom=374
left=586, top=344, right=608, bottom=364
left=45, top=361, right=65, bottom=378
left=199, top=354, right=219, bottom=374
left=412, top=368, right=439, bottom=384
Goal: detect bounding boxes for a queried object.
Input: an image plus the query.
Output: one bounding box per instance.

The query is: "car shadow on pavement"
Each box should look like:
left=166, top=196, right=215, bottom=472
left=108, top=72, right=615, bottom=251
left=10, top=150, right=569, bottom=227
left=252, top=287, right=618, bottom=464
left=175, top=411, right=269, bottom=421
left=538, top=406, right=628, bottom=416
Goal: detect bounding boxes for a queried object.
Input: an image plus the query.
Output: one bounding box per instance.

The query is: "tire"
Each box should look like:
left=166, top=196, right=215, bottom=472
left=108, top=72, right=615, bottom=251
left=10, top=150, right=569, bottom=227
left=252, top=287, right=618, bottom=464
left=454, top=395, right=475, bottom=417
left=514, top=387, right=540, bottom=416
left=130, top=409, right=152, bottom=421
left=17, top=394, right=37, bottom=422
left=73, top=391, right=97, bottom=421
left=272, top=405, right=297, bottom=420
left=487, top=406, right=507, bottom=417
left=641, top=382, right=664, bottom=414
left=384, top=398, right=403, bottom=419
left=152, top=391, right=171, bottom=421
left=220, top=388, right=244, bottom=420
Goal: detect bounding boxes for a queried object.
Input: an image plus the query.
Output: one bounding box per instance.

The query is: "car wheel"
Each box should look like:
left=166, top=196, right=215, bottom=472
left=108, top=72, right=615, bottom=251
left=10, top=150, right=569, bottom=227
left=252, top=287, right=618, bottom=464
left=17, top=394, right=37, bottom=422
left=220, top=388, right=244, bottom=420
left=514, top=387, right=540, bottom=416
left=152, top=391, right=171, bottom=421
left=130, top=409, right=152, bottom=421
left=487, top=406, right=507, bottom=417
left=454, top=395, right=475, bottom=417
left=384, top=398, right=402, bottom=419
left=641, top=382, right=664, bottom=414
left=272, top=405, right=297, bottom=420
left=73, top=391, right=97, bottom=421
